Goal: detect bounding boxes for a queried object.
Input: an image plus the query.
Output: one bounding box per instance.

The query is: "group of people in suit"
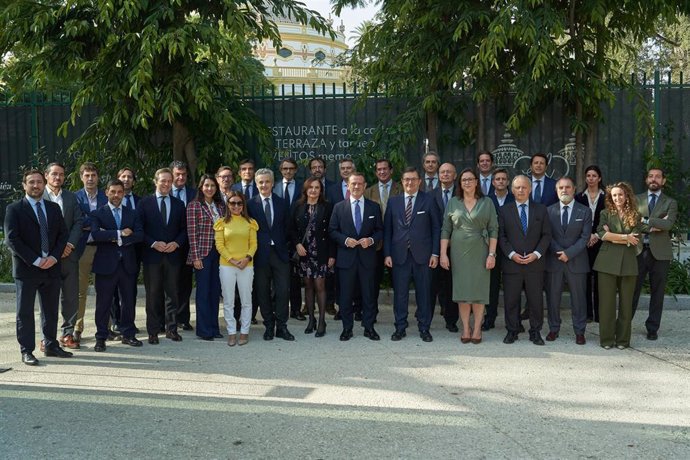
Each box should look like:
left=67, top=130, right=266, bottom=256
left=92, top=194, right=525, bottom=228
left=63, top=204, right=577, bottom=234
left=3, top=150, right=678, bottom=365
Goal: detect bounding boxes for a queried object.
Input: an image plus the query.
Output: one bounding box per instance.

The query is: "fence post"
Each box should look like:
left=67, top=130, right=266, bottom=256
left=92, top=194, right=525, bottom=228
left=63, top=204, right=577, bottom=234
left=654, top=70, right=661, bottom=156
left=30, top=92, right=39, bottom=155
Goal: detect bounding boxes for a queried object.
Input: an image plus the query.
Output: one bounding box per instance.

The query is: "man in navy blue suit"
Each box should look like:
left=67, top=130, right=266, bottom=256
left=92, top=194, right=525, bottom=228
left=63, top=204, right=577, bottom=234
left=328, top=172, right=383, bottom=341
left=170, top=160, right=197, bottom=331
left=248, top=168, right=295, bottom=341
left=74, top=162, right=108, bottom=343
left=326, top=158, right=355, bottom=205
left=91, top=179, right=144, bottom=351
left=384, top=167, right=440, bottom=342
left=273, top=158, right=305, bottom=321
left=477, top=151, right=495, bottom=196
left=529, top=153, right=558, bottom=206
left=5, top=169, right=70, bottom=365
left=232, top=158, right=259, bottom=199
left=138, top=168, right=188, bottom=344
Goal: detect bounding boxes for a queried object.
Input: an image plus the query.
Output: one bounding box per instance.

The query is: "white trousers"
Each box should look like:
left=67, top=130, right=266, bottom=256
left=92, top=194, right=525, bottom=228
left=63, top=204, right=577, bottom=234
left=219, top=265, right=254, bottom=334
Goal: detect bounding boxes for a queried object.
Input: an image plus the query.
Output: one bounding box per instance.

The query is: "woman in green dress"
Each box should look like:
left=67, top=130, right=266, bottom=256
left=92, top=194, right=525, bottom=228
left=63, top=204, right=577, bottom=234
left=594, top=182, right=646, bottom=349
left=440, top=168, right=498, bottom=344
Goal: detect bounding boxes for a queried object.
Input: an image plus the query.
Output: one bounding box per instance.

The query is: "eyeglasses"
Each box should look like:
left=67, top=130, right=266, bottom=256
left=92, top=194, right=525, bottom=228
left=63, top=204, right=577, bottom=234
left=461, top=178, right=477, bottom=183
left=218, top=175, right=232, bottom=180
left=228, top=201, right=243, bottom=206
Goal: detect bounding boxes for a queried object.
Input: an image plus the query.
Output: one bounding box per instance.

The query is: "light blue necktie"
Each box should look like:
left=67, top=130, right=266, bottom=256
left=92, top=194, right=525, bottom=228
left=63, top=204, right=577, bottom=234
left=354, top=200, right=362, bottom=234
left=534, top=180, right=542, bottom=202
left=113, top=207, right=121, bottom=230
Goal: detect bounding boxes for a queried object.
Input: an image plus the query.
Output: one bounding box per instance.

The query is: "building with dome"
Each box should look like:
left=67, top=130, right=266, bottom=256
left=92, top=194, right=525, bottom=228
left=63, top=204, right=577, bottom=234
left=253, top=14, right=350, bottom=95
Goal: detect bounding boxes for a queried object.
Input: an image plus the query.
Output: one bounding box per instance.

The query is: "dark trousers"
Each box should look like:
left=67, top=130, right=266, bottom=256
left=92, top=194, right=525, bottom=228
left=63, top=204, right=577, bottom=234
left=175, top=262, right=194, bottom=324
left=485, top=255, right=502, bottom=325
left=95, top=263, right=136, bottom=340
left=337, top=262, right=376, bottom=330
left=143, top=257, right=180, bottom=334
left=59, top=257, right=79, bottom=336
left=289, top=259, right=303, bottom=315
left=373, top=249, right=387, bottom=315
left=503, top=269, right=544, bottom=334
left=195, top=250, right=222, bottom=338
left=111, top=263, right=139, bottom=330
left=254, top=247, right=290, bottom=330
left=15, top=276, right=60, bottom=353
left=432, top=264, right=456, bottom=326
left=632, top=248, right=671, bottom=334
left=392, top=252, right=432, bottom=332
left=585, top=244, right=601, bottom=321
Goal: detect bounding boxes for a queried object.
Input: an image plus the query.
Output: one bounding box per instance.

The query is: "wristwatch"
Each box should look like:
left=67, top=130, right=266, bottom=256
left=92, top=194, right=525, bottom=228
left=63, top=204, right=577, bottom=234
left=488, top=252, right=496, bottom=257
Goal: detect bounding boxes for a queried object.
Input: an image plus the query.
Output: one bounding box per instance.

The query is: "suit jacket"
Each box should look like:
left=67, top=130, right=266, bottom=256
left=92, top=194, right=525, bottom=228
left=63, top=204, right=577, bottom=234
left=74, top=188, right=108, bottom=256
left=530, top=175, right=558, bottom=206
left=289, top=201, right=336, bottom=265
left=232, top=182, right=259, bottom=199
left=574, top=189, right=605, bottom=234
left=122, top=192, right=140, bottom=210
left=247, top=193, right=290, bottom=266
left=364, top=181, right=403, bottom=217
left=43, top=189, right=84, bottom=264
left=478, top=175, right=495, bottom=196
left=430, top=186, right=456, bottom=215
left=419, top=175, right=439, bottom=192
left=498, top=200, right=551, bottom=273
left=4, top=198, right=68, bottom=279
left=489, top=191, right=515, bottom=212
left=383, top=192, right=440, bottom=265
left=329, top=197, right=383, bottom=269
left=186, top=199, right=226, bottom=264
left=274, top=179, right=303, bottom=208
left=593, top=210, right=646, bottom=276
left=545, top=201, right=591, bottom=273
left=90, top=204, right=144, bottom=275
left=171, top=185, right=197, bottom=206
left=326, top=180, right=349, bottom=204
left=637, top=191, right=678, bottom=260
left=137, top=194, right=188, bottom=265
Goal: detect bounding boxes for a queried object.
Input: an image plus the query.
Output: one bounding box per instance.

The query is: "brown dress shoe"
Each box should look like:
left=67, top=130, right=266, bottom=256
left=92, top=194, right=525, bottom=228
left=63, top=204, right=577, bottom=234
left=575, top=334, right=586, bottom=345
left=59, top=335, right=80, bottom=350
left=227, top=335, right=237, bottom=347
left=546, top=331, right=559, bottom=341
left=238, top=334, right=249, bottom=346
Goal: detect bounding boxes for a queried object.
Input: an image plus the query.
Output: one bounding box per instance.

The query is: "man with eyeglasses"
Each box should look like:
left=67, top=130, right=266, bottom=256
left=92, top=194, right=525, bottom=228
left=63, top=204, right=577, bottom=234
left=216, top=166, right=234, bottom=198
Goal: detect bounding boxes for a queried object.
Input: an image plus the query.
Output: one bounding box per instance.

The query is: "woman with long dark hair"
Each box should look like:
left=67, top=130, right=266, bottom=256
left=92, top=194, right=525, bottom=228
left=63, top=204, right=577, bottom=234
left=186, top=174, right=225, bottom=340
left=214, top=191, right=258, bottom=346
left=289, top=177, right=335, bottom=337
left=574, top=165, right=606, bottom=322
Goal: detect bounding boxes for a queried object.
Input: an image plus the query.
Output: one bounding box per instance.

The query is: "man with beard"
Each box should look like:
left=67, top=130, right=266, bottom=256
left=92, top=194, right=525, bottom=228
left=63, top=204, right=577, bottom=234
left=545, top=177, right=591, bottom=345
left=632, top=168, right=678, bottom=341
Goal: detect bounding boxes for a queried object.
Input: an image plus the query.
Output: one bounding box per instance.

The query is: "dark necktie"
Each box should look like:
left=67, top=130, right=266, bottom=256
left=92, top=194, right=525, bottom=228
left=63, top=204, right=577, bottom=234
left=405, top=195, right=413, bottom=225
left=534, top=180, right=542, bottom=202
left=125, top=194, right=133, bottom=208
left=160, top=196, right=168, bottom=225
left=244, top=183, right=251, bottom=198
left=113, top=207, right=121, bottom=230
left=36, top=201, right=49, bottom=255
left=561, top=205, right=569, bottom=231
left=443, top=189, right=450, bottom=209
left=427, top=177, right=434, bottom=190
left=284, top=182, right=291, bottom=204
left=483, top=178, right=489, bottom=195
left=354, top=199, right=362, bottom=234
left=520, top=203, right=528, bottom=234
left=264, top=197, right=272, bottom=228
left=649, top=194, right=657, bottom=214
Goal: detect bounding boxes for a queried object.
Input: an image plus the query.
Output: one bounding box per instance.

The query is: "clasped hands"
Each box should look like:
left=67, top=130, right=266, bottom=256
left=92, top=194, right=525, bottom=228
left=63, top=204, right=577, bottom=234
left=152, top=241, right=179, bottom=253
left=345, top=237, right=373, bottom=249
left=511, top=252, right=538, bottom=264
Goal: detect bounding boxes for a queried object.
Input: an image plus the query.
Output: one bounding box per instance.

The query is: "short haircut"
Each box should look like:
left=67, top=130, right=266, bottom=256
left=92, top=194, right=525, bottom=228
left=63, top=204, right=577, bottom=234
left=648, top=167, right=665, bottom=178
left=216, top=165, right=233, bottom=176
left=23, top=169, right=46, bottom=183
left=375, top=158, right=393, bottom=169
left=348, top=171, right=366, bottom=183
left=476, top=150, right=494, bottom=164
left=422, top=151, right=440, bottom=162
left=79, top=162, right=98, bottom=176
left=531, top=152, right=549, bottom=166
left=339, top=158, right=354, bottom=166
left=493, top=167, right=509, bottom=178
left=169, top=160, right=188, bottom=171
left=238, top=158, right=255, bottom=167
left=254, top=168, right=274, bottom=181
left=44, top=162, right=65, bottom=174
left=117, top=167, right=137, bottom=181
left=556, top=176, right=575, bottom=188
left=154, top=167, right=173, bottom=182
left=280, top=158, right=298, bottom=168
left=106, top=179, right=125, bottom=190
left=309, top=157, right=326, bottom=169
left=401, top=166, right=420, bottom=178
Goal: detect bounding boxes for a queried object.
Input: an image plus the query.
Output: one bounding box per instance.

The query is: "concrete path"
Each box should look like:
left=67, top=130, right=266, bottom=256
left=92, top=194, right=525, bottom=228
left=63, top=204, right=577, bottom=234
left=0, top=291, right=689, bottom=459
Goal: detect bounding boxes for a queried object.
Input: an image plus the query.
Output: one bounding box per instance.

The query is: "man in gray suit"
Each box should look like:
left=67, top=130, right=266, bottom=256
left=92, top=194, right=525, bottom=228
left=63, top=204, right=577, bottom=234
left=43, top=162, right=84, bottom=350
left=545, top=177, right=591, bottom=345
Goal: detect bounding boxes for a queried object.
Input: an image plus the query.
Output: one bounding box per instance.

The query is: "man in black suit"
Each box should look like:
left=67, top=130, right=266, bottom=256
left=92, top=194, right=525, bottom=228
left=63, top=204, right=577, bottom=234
left=430, top=162, right=458, bottom=332
left=326, top=158, right=355, bottom=205
left=232, top=158, right=259, bottom=199
left=170, top=160, right=197, bottom=331
left=138, top=167, right=188, bottom=344
left=529, top=153, right=558, bottom=206
left=4, top=169, right=71, bottom=365
left=545, top=177, right=591, bottom=345
left=90, top=180, right=144, bottom=351
left=43, top=162, right=83, bottom=350
left=484, top=168, right=515, bottom=331
left=384, top=167, right=440, bottom=342
left=329, top=172, right=383, bottom=341
left=248, top=168, right=294, bottom=341
left=498, top=175, right=551, bottom=345
left=274, top=158, right=305, bottom=321
left=419, top=151, right=440, bottom=191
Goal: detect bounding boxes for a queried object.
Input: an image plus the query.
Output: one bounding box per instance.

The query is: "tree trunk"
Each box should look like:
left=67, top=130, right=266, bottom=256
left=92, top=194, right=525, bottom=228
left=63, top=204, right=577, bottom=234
left=585, top=121, right=597, bottom=172
left=426, top=109, right=439, bottom=153
left=173, top=120, right=198, bottom=184
left=575, top=101, right=585, bottom=189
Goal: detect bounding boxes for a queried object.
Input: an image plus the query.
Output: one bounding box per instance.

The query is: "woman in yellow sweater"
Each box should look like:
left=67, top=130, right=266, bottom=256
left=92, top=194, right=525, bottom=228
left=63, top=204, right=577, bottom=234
left=214, top=191, right=258, bottom=346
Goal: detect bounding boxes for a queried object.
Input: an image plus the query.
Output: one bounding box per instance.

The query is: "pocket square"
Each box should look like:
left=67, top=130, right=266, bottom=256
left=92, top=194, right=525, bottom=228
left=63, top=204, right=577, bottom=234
left=368, top=215, right=375, bottom=219
left=576, top=218, right=583, bottom=221
left=417, top=211, right=426, bottom=214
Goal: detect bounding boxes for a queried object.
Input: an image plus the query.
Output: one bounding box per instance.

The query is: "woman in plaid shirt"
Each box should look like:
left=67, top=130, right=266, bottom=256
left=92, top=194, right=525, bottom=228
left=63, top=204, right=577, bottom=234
left=187, top=174, right=226, bottom=341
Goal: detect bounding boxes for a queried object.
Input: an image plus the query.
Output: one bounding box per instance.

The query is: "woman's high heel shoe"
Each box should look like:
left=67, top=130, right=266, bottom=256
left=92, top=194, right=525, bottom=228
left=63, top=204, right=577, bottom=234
left=304, top=316, right=316, bottom=334
left=315, top=320, right=326, bottom=338
left=460, top=336, right=471, bottom=344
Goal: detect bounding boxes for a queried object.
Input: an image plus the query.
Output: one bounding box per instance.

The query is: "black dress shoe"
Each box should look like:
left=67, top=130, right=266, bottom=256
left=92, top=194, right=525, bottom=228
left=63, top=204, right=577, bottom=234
left=121, top=336, right=143, bottom=347
left=481, top=322, right=495, bottom=331
left=94, top=339, right=107, bottom=352
left=503, top=332, right=518, bottom=344
left=391, top=330, right=406, bottom=341
left=530, top=332, right=545, bottom=346
left=363, top=328, right=380, bottom=341
left=165, top=330, right=183, bottom=341
left=44, top=347, right=73, bottom=358
left=420, top=330, right=433, bottom=342
left=181, top=323, right=194, bottom=331
left=199, top=336, right=214, bottom=341
left=339, top=328, right=353, bottom=341
left=148, top=335, right=159, bottom=344
left=214, top=333, right=224, bottom=339
left=446, top=323, right=459, bottom=333
left=263, top=328, right=274, bottom=341
left=275, top=328, right=295, bottom=341
left=290, top=312, right=307, bottom=321
left=22, top=352, right=39, bottom=366
left=646, top=331, right=658, bottom=340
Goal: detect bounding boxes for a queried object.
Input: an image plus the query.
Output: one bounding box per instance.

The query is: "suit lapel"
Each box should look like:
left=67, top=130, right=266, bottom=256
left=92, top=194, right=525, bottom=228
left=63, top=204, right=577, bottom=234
left=21, top=198, right=40, bottom=227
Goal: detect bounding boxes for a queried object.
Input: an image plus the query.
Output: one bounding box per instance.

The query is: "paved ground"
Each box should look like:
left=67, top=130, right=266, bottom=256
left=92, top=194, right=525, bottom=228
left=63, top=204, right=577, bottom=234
left=0, top=289, right=689, bottom=459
